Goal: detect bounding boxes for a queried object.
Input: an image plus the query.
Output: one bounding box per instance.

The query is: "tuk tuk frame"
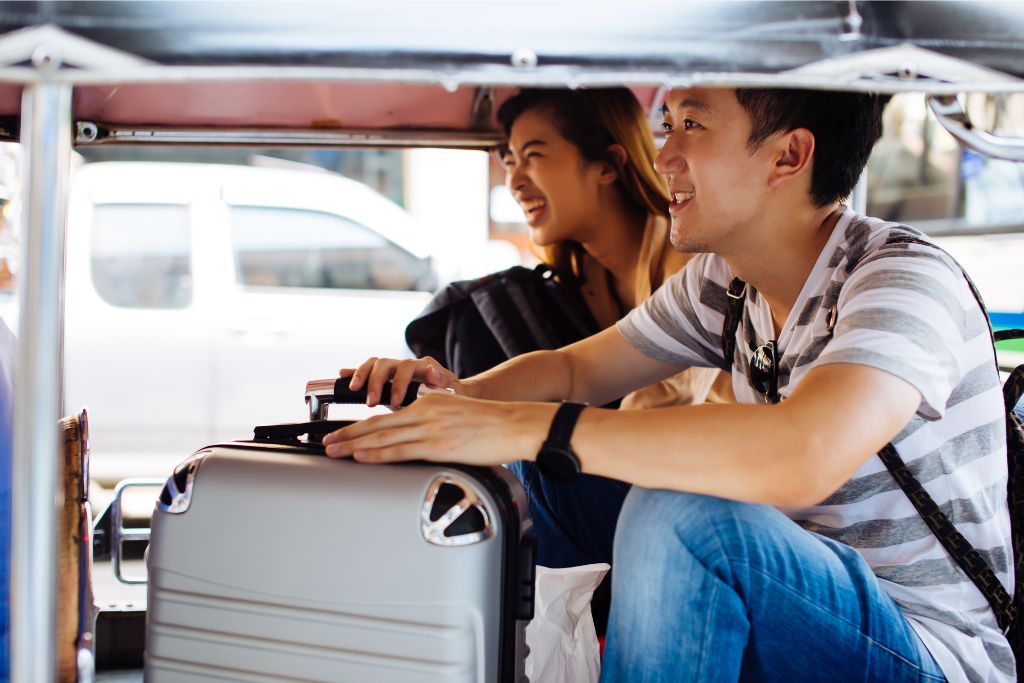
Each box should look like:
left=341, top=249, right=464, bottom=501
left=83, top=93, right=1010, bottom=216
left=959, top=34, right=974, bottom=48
left=1, top=2, right=1023, bottom=681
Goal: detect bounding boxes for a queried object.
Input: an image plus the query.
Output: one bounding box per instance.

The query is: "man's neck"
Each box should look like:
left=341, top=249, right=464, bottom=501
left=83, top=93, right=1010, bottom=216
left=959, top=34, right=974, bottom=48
left=725, top=203, right=844, bottom=337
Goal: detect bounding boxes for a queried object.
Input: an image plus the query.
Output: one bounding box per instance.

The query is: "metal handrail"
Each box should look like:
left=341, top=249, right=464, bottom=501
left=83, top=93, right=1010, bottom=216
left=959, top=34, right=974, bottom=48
left=928, top=95, right=1024, bottom=162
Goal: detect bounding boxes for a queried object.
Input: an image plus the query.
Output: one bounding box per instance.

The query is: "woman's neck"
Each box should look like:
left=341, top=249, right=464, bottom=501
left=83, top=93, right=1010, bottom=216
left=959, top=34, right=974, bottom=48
left=577, top=200, right=646, bottom=310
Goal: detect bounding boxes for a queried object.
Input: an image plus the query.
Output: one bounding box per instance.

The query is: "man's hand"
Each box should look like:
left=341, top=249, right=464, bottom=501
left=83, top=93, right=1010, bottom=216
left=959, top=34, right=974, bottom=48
left=321, top=391, right=557, bottom=465
left=341, top=355, right=465, bottom=409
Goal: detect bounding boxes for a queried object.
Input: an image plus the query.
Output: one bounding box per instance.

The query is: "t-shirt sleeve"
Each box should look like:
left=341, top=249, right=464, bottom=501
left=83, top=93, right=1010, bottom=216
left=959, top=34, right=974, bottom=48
left=816, top=246, right=989, bottom=419
left=616, top=253, right=732, bottom=371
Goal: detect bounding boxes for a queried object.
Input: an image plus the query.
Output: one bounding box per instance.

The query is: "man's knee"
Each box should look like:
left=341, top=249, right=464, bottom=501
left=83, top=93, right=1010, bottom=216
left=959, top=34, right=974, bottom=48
left=613, top=488, right=773, bottom=575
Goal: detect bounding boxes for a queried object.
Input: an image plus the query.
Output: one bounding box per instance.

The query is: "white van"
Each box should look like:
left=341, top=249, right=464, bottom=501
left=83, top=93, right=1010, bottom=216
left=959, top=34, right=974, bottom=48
left=60, top=162, right=437, bottom=483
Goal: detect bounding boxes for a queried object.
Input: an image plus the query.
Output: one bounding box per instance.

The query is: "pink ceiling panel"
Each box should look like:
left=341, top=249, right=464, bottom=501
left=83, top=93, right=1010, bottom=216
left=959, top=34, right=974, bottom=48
left=72, top=81, right=494, bottom=131
left=69, top=83, right=662, bottom=134
left=0, top=84, right=20, bottom=118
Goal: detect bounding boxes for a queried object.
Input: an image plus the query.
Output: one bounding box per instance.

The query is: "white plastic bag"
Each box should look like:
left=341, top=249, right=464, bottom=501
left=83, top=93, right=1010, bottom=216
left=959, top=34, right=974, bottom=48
left=525, top=563, right=611, bottom=683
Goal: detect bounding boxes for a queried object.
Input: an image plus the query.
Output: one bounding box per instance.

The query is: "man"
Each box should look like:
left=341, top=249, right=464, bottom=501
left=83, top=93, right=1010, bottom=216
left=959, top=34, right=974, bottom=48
left=323, top=87, right=1011, bottom=682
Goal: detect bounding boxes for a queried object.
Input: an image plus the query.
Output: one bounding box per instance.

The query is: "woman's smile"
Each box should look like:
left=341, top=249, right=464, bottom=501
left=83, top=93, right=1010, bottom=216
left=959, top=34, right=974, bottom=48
left=518, top=196, right=548, bottom=225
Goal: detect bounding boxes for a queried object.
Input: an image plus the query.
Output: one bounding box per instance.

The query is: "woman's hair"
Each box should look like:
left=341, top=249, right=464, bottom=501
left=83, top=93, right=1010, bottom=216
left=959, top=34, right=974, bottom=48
left=496, top=88, right=669, bottom=284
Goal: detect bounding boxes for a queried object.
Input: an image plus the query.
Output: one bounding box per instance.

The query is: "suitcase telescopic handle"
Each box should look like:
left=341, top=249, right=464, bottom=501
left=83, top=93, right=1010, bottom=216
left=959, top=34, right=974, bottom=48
left=304, top=377, right=421, bottom=421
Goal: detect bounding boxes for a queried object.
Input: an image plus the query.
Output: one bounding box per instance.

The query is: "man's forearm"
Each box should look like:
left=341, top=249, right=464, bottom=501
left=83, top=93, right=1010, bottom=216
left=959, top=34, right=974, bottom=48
left=574, top=363, right=921, bottom=507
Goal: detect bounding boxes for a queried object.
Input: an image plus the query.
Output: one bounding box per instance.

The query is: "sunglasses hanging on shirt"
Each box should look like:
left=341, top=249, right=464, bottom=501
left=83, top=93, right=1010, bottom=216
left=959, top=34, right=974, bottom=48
left=748, top=340, right=779, bottom=404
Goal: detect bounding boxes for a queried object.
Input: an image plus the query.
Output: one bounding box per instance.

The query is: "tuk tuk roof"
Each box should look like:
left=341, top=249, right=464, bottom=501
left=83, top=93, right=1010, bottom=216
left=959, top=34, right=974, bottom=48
left=0, top=0, right=1020, bottom=144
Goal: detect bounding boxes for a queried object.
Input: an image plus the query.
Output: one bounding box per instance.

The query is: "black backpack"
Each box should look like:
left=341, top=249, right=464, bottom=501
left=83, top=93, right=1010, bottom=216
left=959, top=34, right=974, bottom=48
left=722, top=236, right=1024, bottom=676
left=405, top=264, right=601, bottom=379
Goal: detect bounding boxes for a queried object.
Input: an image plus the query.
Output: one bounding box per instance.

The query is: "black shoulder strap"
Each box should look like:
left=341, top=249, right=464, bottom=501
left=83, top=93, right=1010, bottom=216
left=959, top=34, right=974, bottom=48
left=721, top=277, right=747, bottom=370
left=878, top=443, right=1017, bottom=631
left=996, top=329, right=1024, bottom=343
left=877, top=233, right=1017, bottom=630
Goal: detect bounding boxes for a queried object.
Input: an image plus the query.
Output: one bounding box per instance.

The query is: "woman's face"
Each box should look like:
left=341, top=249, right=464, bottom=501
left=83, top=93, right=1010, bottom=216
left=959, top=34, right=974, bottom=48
left=502, top=107, right=607, bottom=246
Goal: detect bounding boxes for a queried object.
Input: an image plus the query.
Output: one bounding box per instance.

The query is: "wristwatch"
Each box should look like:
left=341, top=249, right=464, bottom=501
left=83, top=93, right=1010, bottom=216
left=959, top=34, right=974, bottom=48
left=536, top=401, right=587, bottom=483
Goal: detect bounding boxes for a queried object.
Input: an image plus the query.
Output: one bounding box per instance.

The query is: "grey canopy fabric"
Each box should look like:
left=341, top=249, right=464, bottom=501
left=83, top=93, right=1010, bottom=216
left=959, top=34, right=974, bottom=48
left=0, top=1, right=1019, bottom=77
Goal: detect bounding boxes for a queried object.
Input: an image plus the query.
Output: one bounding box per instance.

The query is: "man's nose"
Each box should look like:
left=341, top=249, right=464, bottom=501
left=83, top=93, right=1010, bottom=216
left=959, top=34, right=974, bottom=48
left=654, top=136, right=684, bottom=176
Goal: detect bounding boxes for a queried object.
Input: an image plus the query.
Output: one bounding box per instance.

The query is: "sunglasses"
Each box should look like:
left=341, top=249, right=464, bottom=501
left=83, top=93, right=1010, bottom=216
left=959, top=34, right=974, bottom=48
left=749, top=340, right=779, bottom=404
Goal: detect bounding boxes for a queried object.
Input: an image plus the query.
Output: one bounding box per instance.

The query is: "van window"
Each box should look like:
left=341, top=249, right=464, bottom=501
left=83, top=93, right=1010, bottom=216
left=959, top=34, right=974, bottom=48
left=91, top=204, right=193, bottom=309
left=229, top=205, right=434, bottom=291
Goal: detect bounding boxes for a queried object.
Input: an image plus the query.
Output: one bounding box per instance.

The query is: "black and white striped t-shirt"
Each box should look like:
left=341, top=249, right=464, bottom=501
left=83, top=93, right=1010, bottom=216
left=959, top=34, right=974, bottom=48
left=618, top=208, right=1013, bottom=683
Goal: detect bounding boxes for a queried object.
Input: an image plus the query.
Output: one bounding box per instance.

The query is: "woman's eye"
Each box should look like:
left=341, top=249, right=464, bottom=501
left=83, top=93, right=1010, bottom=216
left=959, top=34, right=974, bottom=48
left=683, top=118, right=701, bottom=130
left=661, top=121, right=673, bottom=135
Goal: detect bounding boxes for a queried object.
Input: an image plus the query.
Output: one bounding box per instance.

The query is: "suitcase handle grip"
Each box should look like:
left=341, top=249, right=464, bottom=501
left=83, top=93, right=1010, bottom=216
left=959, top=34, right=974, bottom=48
left=305, top=378, right=421, bottom=420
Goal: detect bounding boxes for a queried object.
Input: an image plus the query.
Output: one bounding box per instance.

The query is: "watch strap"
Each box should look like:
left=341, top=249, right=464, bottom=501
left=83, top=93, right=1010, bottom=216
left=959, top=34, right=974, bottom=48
left=544, top=401, right=587, bottom=449
left=537, top=401, right=587, bottom=483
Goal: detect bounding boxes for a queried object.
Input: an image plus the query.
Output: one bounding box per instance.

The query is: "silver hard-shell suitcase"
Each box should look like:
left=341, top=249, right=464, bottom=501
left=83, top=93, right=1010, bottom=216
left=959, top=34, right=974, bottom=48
left=144, top=379, right=535, bottom=683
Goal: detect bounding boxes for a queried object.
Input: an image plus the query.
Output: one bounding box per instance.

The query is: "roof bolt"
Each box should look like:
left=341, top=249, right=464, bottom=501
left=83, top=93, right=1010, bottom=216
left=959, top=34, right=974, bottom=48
left=899, top=62, right=917, bottom=80
left=512, top=48, right=538, bottom=70
left=76, top=122, right=98, bottom=143
left=31, top=45, right=61, bottom=71
left=840, top=0, right=863, bottom=41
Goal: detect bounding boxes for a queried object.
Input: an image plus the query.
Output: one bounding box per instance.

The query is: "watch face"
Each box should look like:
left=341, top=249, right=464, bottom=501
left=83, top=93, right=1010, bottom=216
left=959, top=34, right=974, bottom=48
left=537, top=447, right=580, bottom=483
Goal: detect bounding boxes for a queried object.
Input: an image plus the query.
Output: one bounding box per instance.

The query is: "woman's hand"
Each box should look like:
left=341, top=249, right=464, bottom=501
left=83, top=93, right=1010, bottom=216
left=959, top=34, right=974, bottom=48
left=341, top=355, right=464, bottom=409
left=321, top=391, right=557, bottom=466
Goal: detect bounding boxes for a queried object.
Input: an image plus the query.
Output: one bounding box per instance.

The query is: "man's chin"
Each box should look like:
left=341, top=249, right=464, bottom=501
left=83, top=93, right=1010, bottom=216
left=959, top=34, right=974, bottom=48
left=669, top=230, right=705, bottom=253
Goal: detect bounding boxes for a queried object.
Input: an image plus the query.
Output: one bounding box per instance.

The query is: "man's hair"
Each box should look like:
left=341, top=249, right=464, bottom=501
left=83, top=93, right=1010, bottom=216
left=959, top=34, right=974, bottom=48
left=497, top=88, right=669, bottom=284
left=734, top=89, right=890, bottom=207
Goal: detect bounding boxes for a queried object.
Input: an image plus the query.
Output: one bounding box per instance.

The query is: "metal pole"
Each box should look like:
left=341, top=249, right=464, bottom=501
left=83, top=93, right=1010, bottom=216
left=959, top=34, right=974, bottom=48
left=11, top=46, right=72, bottom=683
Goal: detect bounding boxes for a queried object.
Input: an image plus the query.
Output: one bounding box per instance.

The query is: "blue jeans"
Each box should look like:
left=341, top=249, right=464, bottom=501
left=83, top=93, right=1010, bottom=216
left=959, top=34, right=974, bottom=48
left=506, top=460, right=629, bottom=568
left=602, top=488, right=946, bottom=683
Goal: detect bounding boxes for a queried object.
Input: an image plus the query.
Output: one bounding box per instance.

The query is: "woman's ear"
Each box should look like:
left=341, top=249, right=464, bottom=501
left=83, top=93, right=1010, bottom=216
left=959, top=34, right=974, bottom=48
left=768, top=128, right=814, bottom=190
left=597, top=143, right=628, bottom=185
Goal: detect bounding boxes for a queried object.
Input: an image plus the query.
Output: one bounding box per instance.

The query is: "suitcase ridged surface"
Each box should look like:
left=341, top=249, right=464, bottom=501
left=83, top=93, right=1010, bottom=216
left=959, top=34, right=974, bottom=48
left=145, top=445, right=529, bottom=683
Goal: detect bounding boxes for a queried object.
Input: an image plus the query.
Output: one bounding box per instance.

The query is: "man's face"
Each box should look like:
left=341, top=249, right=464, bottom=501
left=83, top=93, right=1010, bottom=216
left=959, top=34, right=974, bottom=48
left=655, top=88, right=775, bottom=253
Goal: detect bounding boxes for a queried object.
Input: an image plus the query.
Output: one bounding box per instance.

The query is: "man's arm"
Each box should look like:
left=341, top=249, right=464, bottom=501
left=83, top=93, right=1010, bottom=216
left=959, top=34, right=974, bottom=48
left=329, top=357, right=920, bottom=509
left=575, top=361, right=921, bottom=507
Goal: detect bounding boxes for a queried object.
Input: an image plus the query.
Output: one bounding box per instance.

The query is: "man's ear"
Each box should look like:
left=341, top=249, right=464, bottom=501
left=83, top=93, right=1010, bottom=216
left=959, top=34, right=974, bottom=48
left=596, top=143, right=628, bottom=185
left=768, top=128, right=814, bottom=190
